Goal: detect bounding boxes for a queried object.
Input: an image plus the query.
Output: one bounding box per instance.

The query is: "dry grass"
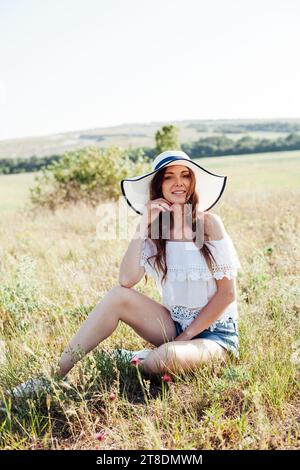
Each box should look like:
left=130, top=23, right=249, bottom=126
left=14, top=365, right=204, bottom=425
left=0, top=168, right=299, bottom=449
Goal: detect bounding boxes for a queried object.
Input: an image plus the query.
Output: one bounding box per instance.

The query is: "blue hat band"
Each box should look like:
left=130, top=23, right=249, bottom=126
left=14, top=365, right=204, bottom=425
left=154, top=156, right=188, bottom=171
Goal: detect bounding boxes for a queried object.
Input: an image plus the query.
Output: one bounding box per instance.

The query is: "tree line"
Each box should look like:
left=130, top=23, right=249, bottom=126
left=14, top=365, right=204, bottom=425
left=181, top=133, right=300, bottom=158
left=1, top=130, right=300, bottom=175
left=187, top=121, right=300, bottom=133
left=0, top=154, right=61, bottom=175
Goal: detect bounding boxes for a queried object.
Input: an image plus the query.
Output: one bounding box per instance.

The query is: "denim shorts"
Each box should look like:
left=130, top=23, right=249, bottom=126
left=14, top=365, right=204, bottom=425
left=173, top=317, right=239, bottom=359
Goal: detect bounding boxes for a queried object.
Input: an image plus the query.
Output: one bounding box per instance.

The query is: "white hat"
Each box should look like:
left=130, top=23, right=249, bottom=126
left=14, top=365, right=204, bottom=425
left=121, top=150, right=227, bottom=215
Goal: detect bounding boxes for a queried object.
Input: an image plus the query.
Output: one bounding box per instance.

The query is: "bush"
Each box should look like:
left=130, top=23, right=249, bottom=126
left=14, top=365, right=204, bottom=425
left=29, top=146, right=151, bottom=210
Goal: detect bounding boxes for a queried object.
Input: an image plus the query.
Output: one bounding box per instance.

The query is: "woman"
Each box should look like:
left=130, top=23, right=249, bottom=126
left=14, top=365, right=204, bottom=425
left=56, top=149, right=241, bottom=377
left=10, top=150, right=242, bottom=397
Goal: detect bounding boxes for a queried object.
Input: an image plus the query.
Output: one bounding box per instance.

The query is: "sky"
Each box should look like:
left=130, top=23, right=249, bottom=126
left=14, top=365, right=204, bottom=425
left=0, top=0, right=299, bottom=140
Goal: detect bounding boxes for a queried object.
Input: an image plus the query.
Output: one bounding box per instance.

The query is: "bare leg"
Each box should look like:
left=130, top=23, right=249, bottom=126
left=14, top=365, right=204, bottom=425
left=56, top=285, right=177, bottom=378
left=141, top=338, right=228, bottom=376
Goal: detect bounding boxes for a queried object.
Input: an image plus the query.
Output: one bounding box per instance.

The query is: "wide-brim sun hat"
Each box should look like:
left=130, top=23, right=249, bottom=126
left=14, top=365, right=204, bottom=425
left=120, top=150, right=227, bottom=215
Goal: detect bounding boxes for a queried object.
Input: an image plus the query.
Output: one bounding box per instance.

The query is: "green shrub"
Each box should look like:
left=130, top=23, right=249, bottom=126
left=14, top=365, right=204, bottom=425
left=29, top=146, right=151, bottom=209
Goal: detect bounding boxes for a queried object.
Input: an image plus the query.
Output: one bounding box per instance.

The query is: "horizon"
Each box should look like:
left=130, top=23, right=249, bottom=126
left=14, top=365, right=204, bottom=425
left=1, top=116, right=300, bottom=143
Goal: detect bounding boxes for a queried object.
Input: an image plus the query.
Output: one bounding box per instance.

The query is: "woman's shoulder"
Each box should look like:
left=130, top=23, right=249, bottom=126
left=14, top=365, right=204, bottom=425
left=141, top=237, right=158, bottom=257
left=203, top=212, right=227, bottom=241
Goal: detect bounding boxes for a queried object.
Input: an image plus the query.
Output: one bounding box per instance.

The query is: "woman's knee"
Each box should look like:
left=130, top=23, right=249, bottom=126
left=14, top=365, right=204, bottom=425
left=106, top=284, right=133, bottom=307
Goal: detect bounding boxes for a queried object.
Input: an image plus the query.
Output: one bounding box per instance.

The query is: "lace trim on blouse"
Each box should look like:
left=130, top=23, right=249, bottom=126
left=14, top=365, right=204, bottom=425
left=167, top=265, right=239, bottom=281
left=170, top=305, right=200, bottom=330
left=139, top=235, right=242, bottom=281
left=168, top=234, right=241, bottom=281
left=140, top=251, right=151, bottom=267
left=170, top=305, right=237, bottom=332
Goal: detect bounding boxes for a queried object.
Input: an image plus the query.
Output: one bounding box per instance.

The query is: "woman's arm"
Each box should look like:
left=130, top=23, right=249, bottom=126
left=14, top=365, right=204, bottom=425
left=174, top=290, right=235, bottom=341
left=118, top=215, right=149, bottom=287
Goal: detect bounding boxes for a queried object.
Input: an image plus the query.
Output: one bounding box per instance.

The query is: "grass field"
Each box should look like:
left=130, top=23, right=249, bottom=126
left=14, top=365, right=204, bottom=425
left=0, top=172, right=38, bottom=213
left=0, top=150, right=299, bottom=449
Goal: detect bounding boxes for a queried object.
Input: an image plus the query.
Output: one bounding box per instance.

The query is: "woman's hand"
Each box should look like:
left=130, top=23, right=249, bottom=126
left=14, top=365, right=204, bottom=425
left=141, top=198, right=173, bottom=226
left=173, top=331, right=190, bottom=341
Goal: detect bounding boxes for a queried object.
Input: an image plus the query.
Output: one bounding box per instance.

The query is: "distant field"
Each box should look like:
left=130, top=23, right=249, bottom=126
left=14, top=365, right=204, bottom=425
left=0, top=172, right=39, bottom=213
left=1, top=117, right=299, bottom=159
left=0, top=150, right=299, bottom=214
left=200, top=149, right=300, bottom=191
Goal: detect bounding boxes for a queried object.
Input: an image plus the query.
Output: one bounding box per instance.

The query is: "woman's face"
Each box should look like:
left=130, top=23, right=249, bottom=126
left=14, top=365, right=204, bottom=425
left=161, top=165, right=192, bottom=204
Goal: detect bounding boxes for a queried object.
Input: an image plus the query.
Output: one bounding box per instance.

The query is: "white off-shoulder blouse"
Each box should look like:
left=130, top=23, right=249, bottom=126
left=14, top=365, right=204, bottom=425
left=139, top=233, right=242, bottom=331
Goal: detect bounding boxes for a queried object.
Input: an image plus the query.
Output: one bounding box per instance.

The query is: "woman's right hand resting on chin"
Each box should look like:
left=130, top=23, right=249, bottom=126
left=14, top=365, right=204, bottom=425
left=138, top=198, right=173, bottom=234
left=118, top=199, right=173, bottom=287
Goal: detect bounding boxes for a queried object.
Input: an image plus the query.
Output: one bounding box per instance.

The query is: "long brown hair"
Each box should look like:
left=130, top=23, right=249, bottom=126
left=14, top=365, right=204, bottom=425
left=144, top=165, right=217, bottom=285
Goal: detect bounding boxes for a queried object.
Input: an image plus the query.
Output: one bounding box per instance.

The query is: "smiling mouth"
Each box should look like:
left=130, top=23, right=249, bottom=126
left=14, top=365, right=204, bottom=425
left=172, top=191, right=186, bottom=194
